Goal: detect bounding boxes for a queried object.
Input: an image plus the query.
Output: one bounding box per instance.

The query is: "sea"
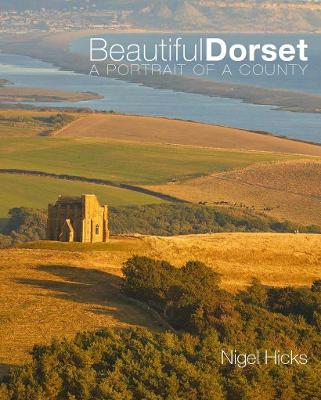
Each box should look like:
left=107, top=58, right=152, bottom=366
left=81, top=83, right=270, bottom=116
left=0, top=33, right=321, bottom=143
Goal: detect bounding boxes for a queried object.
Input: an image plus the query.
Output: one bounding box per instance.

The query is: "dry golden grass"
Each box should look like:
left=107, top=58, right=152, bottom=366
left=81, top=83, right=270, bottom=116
left=56, top=113, right=321, bottom=156
left=0, top=110, right=62, bottom=118
left=0, top=233, right=321, bottom=374
left=0, top=238, right=160, bottom=374
left=218, top=159, right=321, bottom=197
left=147, top=159, right=321, bottom=226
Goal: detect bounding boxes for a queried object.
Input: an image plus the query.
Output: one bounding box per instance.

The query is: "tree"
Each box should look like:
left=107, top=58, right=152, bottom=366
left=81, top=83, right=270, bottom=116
left=238, top=278, right=268, bottom=307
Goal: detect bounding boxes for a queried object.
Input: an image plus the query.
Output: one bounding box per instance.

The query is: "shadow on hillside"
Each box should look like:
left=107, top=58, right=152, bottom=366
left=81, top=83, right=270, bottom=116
left=15, top=265, right=159, bottom=329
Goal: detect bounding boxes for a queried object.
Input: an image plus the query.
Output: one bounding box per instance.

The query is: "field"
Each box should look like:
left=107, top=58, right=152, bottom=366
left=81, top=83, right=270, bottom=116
left=0, top=109, right=320, bottom=229
left=0, top=135, right=302, bottom=185
left=0, top=232, right=320, bottom=374
left=55, top=112, right=321, bottom=156
left=0, top=173, right=164, bottom=224
left=147, top=159, right=321, bottom=226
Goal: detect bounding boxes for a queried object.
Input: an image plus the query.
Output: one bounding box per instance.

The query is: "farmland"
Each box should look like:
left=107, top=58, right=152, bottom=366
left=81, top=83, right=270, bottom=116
left=0, top=136, right=303, bottom=185
left=0, top=109, right=320, bottom=230
left=56, top=112, right=321, bottom=156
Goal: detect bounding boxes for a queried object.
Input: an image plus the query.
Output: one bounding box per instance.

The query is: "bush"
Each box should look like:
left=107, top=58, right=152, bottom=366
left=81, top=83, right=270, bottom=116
left=34, top=113, right=74, bottom=128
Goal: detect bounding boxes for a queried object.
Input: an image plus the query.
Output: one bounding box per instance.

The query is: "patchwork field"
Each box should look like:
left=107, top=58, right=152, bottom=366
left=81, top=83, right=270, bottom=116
left=0, top=109, right=320, bottom=229
left=0, top=232, right=320, bottom=374
left=147, top=159, right=321, bottom=226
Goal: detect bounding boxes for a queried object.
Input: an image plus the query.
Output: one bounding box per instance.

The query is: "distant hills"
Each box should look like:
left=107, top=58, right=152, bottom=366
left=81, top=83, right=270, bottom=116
left=127, top=0, right=321, bottom=32
left=1, top=0, right=321, bottom=32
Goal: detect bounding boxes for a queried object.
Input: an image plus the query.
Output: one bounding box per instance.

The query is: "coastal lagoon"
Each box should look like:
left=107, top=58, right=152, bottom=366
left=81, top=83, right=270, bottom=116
left=73, top=33, right=321, bottom=95
left=0, top=44, right=321, bottom=143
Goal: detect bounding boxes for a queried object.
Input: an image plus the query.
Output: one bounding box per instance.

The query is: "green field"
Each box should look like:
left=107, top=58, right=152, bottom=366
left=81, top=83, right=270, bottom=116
left=0, top=173, right=164, bottom=226
left=0, top=136, right=302, bottom=185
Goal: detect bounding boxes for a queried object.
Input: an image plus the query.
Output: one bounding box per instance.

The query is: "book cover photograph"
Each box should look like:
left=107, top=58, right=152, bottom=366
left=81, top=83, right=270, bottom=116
left=0, top=1, right=320, bottom=399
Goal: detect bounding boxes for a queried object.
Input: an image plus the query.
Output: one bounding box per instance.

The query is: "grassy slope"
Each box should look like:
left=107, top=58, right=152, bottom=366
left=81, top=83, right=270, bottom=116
left=1, top=233, right=320, bottom=371
left=147, top=159, right=321, bottom=226
left=56, top=113, right=321, bottom=156
left=0, top=174, right=164, bottom=220
left=0, top=136, right=302, bottom=185
left=3, top=110, right=321, bottom=158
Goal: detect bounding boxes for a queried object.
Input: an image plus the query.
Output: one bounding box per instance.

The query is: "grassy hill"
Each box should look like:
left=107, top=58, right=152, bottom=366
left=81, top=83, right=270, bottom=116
left=55, top=112, right=321, bottom=157
left=0, top=232, right=320, bottom=374
left=148, top=159, right=321, bottom=226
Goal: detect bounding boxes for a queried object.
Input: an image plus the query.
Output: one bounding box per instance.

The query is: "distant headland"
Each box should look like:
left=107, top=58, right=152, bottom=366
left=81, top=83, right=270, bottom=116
left=1, top=31, right=321, bottom=114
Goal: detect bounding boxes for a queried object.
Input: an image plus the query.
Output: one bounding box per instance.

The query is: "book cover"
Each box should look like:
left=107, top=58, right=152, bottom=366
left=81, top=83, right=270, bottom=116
left=0, top=1, right=320, bottom=399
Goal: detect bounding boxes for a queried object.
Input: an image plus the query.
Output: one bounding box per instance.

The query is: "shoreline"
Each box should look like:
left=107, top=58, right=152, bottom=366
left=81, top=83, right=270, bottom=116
left=0, top=61, right=101, bottom=103
left=1, top=31, right=321, bottom=115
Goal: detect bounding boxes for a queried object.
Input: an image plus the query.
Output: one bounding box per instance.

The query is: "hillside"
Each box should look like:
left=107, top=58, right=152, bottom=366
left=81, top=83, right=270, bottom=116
left=55, top=112, right=321, bottom=156
left=147, top=159, right=321, bottom=226
left=128, top=0, right=321, bottom=32
left=0, top=232, right=320, bottom=374
left=216, top=159, right=321, bottom=198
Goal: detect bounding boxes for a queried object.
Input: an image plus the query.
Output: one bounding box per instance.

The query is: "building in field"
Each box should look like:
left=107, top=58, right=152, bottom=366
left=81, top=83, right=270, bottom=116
left=46, top=194, right=109, bottom=243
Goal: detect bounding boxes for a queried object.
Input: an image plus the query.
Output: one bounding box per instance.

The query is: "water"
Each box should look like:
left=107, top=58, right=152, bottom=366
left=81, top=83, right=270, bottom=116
left=72, top=33, right=321, bottom=94
left=0, top=47, right=321, bottom=143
